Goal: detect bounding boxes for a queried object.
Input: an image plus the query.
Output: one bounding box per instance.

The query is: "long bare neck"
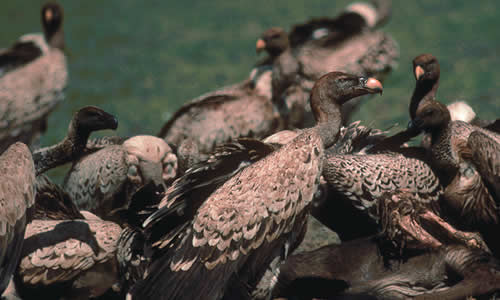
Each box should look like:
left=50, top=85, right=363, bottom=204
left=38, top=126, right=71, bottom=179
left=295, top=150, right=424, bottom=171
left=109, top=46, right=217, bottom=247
left=33, top=122, right=88, bottom=175
left=410, top=78, right=439, bottom=119
left=311, top=88, right=343, bottom=148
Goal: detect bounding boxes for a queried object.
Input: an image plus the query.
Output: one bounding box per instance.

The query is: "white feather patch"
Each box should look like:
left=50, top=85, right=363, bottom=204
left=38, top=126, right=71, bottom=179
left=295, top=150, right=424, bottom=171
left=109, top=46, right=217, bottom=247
left=447, top=101, right=476, bottom=123
left=19, top=33, right=49, bottom=54
left=345, top=2, right=378, bottom=28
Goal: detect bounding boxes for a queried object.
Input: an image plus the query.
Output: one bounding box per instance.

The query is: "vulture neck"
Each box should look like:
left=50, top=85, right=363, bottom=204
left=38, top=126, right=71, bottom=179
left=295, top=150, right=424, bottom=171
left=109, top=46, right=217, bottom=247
left=310, top=87, right=344, bottom=149
left=33, top=120, right=89, bottom=175
left=410, top=78, right=439, bottom=120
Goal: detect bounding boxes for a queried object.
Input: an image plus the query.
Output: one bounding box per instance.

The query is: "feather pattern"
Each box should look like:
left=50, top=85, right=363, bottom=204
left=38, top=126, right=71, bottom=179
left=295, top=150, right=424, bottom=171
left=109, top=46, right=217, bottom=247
left=16, top=217, right=121, bottom=299
left=134, top=130, right=323, bottom=300
left=0, top=142, right=36, bottom=294
left=64, top=136, right=175, bottom=221
left=158, top=79, right=282, bottom=156
left=323, top=152, right=442, bottom=222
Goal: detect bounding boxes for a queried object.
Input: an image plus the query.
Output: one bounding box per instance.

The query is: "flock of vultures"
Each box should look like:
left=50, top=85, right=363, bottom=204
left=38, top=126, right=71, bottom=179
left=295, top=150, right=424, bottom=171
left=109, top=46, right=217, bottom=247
left=1, top=1, right=500, bottom=299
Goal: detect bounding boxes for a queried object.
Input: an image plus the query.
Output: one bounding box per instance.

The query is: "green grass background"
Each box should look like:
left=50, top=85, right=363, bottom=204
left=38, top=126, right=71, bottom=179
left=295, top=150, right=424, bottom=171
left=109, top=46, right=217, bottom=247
left=2, top=0, right=499, bottom=180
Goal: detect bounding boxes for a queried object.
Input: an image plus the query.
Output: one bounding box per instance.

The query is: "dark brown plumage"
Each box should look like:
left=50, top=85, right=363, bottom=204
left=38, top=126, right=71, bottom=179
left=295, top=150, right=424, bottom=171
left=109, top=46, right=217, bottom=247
left=0, top=2, right=67, bottom=154
left=411, top=100, right=500, bottom=256
left=130, top=72, right=383, bottom=300
left=0, top=142, right=36, bottom=295
left=33, top=175, right=84, bottom=221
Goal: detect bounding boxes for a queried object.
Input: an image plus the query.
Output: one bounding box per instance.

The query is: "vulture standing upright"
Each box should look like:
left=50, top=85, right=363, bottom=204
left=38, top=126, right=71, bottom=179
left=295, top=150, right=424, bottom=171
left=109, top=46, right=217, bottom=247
left=0, top=2, right=67, bottom=153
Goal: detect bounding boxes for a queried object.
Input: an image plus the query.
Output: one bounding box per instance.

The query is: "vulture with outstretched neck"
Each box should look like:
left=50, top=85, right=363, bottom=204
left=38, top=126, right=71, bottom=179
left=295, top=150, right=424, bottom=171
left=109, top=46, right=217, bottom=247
left=0, top=2, right=67, bottom=153
left=33, top=106, right=118, bottom=176
left=130, top=72, right=383, bottom=300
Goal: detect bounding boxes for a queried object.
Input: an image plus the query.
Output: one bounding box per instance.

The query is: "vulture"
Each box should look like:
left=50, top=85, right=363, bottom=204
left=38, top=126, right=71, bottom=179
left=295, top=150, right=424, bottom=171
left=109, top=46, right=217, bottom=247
left=157, top=28, right=283, bottom=157
left=12, top=177, right=164, bottom=300
left=0, top=2, right=67, bottom=153
left=410, top=100, right=500, bottom=256
left=130, top=72, right=383, bottom=300
left=63, top=135, right=178, bottom=223
left=16, top=210, right=122, bottom=300
left=0, top=143, right=36, bottom=295
left=33, top=106, right=118, bottom=176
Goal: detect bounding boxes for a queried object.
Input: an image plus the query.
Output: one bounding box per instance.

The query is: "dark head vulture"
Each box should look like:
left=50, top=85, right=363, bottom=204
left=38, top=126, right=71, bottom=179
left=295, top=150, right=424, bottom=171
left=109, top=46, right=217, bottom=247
left=311, top=72, right=383, bottom=147
left=34, top=106, right=118, bottom=175
left=72, top=106, right=119, bottom=141
left=256, top=27, right=289, bottom=57
left=410, top=54, right=440, bottom=120
left=413, top=54, right=440, bottom=82
left=41, top=2, right=64, bottom=49
left=409, top=100, right=451, bottom=133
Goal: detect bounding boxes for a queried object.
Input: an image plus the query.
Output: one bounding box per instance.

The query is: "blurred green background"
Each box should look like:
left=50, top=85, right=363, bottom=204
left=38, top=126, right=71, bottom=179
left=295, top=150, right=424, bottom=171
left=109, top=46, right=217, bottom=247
left=2, top=0, right=499, bottom=180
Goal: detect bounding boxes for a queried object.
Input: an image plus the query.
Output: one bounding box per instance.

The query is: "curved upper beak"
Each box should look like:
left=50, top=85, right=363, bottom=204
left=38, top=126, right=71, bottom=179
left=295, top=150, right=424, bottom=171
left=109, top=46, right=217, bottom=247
left=407, top=119, right=423, bottom=132
left=256, top=39, right=266, bottom=54
left=103, top=113, right=119, bottom=130
left=362, top=77, right=383, bottom=95
left=415, top=65, right=425, bottom=80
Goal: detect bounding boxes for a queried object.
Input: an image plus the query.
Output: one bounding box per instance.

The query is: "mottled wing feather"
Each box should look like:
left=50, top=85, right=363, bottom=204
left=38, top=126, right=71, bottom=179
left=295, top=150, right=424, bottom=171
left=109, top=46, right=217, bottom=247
left=159, top=80, right=280, bottom=154
left=19, top=219, right=121, bottom=286
left=63, top=146, right=129, bottom=212
left=323, top=153, right=442, bottom=221
left=145, top=138, right=276, bottom=245
left=467, top=131, right=500, bottom=199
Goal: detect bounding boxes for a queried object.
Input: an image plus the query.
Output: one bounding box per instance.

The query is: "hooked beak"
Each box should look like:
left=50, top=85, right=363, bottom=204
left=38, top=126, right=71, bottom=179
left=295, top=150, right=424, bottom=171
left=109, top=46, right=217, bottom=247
left=415, top=65, right=425, bottom=81
left=256, top=39, right=266, bottom=54
left=360, top=77, right=383, bottom=95
left=407, top=119, right=423, bottom=132
left=102, top=112, right=119, bottom=130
